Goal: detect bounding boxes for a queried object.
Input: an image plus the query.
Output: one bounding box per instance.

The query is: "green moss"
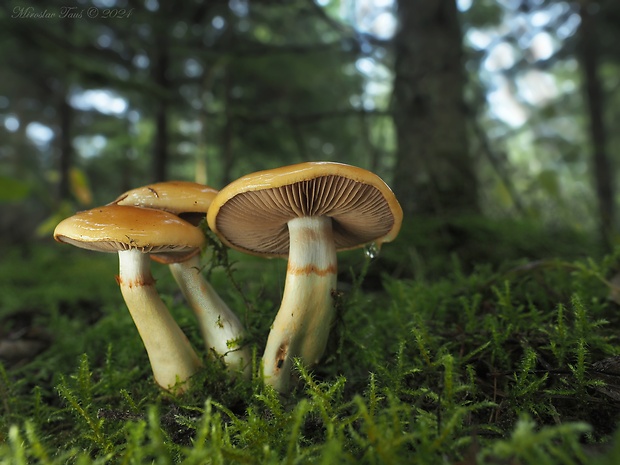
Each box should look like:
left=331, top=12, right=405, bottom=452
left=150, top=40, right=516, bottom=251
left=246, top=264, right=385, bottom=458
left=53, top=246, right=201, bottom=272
left=2, top=228, right=620, bottom=463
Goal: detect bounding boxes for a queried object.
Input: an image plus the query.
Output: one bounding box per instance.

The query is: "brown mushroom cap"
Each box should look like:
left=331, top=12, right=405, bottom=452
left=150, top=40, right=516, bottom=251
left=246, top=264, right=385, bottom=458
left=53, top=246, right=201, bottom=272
left=54, top=204, right=206, bottom=254
left=207, top=161, right=403, bottom=257
left=111, top=181, right=218, bottom=224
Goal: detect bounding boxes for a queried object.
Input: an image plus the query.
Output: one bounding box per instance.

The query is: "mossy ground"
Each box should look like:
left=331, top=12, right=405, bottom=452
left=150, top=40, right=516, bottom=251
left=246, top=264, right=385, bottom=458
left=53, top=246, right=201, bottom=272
left=3, top=217, right=620, bottom=464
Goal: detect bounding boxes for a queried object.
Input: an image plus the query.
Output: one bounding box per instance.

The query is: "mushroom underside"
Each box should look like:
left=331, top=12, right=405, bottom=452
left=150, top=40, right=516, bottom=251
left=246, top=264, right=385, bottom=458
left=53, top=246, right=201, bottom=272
left=215, top=175, right=396, bottom=256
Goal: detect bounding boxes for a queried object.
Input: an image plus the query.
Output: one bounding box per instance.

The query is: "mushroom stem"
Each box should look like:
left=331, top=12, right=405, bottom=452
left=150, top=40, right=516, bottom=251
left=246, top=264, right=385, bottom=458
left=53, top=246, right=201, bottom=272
left=262, top=216, right=337, bottom=392
left=167, top=255, right=251, bottom=377
left=117, top=249, right=203, bottom=391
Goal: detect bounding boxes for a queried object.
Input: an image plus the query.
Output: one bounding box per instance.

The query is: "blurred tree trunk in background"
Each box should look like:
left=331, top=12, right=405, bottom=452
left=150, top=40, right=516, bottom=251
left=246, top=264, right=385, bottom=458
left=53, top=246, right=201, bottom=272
left=152, top=41, right=170, bottom=183
left=578, top=0, right=614, bottom=248
left=57, top=20, right=75, bottom=203
left=221, top=70, right=235, bottom=186
left=58, top=93, right=73, bottom=202
left=391, top=0, right=478, bottom=217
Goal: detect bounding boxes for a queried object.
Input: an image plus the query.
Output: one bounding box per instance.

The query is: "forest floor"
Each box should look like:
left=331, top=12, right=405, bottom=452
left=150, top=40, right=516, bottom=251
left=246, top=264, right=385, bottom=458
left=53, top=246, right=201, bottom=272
left=3, top=217, right=620, bottom=464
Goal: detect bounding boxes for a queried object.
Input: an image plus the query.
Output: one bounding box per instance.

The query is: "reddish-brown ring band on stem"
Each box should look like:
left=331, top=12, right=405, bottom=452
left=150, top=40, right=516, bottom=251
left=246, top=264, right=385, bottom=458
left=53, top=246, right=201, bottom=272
left=112, top=181, right=251, bottom=376
left=207, top=161, right=403, bottom=392
left=53, top=204, right=205, bottom=392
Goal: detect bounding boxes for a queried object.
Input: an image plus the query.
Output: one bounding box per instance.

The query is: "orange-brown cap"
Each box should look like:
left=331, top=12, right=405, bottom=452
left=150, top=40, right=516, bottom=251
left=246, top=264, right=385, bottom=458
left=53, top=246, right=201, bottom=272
left=111, top=181, right=218, bottom=218
left=207, top=162, right=403, bottom=257
left=54, top=204, right=205, bottom=254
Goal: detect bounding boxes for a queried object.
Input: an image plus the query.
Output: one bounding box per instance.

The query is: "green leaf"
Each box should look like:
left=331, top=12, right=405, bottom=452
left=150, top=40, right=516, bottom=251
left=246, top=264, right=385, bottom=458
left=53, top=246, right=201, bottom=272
left=0, top=177, right=30, bottom=202
left=69, top=167, right=93, bottom=206
left=536, top=169, right=560, bottom=199
left=35, top=201, right=76, bottom=238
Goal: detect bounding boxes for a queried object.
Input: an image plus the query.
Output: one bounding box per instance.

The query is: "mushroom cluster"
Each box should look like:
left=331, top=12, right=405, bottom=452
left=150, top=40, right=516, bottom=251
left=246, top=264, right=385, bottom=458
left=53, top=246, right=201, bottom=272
left=54, top=162, right=402, bottom=394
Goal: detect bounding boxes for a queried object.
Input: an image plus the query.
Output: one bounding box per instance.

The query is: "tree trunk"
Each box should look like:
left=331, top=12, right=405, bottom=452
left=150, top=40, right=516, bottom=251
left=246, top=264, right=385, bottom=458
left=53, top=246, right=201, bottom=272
left=578, top=0, right=614, bottom=248
left=221, top=71, right=235, bottom=186
left=153, top=44, right=170, bottom=182
left=58, top=94, right=72, bottom=202
left=391, top=0, right=478, bottom=217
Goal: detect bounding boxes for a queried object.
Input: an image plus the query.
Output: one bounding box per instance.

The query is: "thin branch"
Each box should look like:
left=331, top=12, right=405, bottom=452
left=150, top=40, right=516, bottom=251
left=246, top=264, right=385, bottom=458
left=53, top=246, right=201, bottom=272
left=466, top=98, right=526, bottom=215
left=226, top=108, right=391, bottom=125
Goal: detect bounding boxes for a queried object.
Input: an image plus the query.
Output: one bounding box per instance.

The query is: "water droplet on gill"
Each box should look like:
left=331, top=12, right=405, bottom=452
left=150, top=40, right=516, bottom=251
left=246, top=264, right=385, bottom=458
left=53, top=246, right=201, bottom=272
left=364, top=242, right=380, bottom=259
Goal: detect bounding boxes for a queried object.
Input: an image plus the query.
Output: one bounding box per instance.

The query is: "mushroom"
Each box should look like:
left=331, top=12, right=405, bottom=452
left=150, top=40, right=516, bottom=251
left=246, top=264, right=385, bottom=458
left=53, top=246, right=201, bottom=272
left=207, top=161, right=403, bottom=392
left=53, top=204, right=204, bottom=392
left=111, top=181, right=218, bottom=226
left=111, top=181, right=250, bottom=374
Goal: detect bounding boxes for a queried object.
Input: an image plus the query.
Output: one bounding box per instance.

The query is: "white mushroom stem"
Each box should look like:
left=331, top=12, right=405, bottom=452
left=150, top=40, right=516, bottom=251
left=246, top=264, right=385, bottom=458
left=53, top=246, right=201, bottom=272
left=117, top=249, right=203, bottom=391
left=167, top=254, right=251, bottom=377
left=262, top=216, right=337, bottom=392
